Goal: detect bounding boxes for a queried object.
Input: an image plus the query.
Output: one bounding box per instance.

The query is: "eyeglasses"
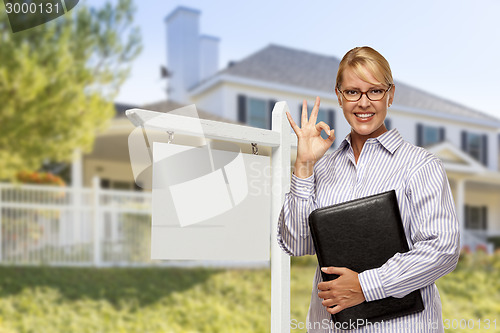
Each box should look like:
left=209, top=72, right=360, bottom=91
left=337, top=84, right=392, bottom=102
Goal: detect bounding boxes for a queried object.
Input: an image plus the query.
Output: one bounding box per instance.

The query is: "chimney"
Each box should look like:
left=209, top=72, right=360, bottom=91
left=165, top=7, right=219, bottom=103
left=200, top=35, right=219, bottom=82
left=165, top=7, right=201, bottom=103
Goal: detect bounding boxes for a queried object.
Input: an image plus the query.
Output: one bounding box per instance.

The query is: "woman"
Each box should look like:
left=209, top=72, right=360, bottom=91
left=278, top=46, right=460, bottom=332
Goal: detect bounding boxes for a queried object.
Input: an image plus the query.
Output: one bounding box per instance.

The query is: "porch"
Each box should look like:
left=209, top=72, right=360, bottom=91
left=429, top=141, right=500, bottom=253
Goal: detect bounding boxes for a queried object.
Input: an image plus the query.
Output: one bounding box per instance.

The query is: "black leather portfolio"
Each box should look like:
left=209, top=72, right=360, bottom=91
left=308, top=190, right=424, bottom=328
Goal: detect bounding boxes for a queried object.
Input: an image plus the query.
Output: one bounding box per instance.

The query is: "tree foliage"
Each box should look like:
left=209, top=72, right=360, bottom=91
left=0, top=0, right=142, bottom=180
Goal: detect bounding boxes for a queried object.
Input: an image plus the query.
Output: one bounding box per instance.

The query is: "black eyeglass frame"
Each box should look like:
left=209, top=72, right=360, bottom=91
left=337, top=84, right=393, bottom=102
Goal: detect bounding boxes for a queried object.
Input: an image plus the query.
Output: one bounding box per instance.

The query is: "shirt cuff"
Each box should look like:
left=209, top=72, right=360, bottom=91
left=358, top=268, right=387, bottom=302
left=290, top=173, right=315, bottom=199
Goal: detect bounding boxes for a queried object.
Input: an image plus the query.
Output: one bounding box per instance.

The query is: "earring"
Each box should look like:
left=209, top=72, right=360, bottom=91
left=388, top=103, right=392, bottom=107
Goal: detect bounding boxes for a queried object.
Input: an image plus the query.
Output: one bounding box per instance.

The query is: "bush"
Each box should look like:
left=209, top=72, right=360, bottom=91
left=16, top=171, right=65, bottom=186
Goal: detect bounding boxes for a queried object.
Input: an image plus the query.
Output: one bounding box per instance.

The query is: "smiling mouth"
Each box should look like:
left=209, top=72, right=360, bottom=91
left=354, top=113, right=375, bottom=119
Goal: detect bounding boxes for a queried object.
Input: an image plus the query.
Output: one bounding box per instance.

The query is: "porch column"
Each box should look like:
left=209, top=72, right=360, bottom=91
left=71, top=148, right=83, bottom=188
left=72, top=148, right=83, bottom=248
left=456, top=178, right=465, bottom=247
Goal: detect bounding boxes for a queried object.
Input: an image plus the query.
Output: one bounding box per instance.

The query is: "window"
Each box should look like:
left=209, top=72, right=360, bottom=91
left=461, top=131, right=488, bottom=165
left=247, top=97, right=268, bottom=129
left=466, top=133, right=481, bottom=161
left=237, top=95, right=275, bottom=129
left=416, top=124, right=444, bottom=147
left=465, top=205, right=487, bottom=230
left=423, top=126, right=440, bottom=146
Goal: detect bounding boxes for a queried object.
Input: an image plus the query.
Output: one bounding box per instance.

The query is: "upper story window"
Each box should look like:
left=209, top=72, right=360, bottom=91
left=416, top=124, right=445, bottom=147
left=247, top=98, right=268, bottom=129
left=465, top=132, right=481, bottom=161
left=461, top=131, right=488, bottom=166
left=237, top=95, right=275, bottom=129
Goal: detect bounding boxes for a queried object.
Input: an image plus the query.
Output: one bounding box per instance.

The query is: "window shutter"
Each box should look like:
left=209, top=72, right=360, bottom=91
left=461, top=131, right=467, bottom=151
left=482, top=206, right=488, bottom=230
left=482, top=134, right=488, bottom=166
left=328, top=109, right=335, bottom=129
left=327, top=109, right=335, bottom=148
left=416, top=123, right=423, bottom=146
left=237, top=95, right=247, bottom=123
left=385, top=118, right=392, bottom=131
left=439, top=127, right=445, bottom=142
left=268, top=100, right=277, bottom=130
left=298, top=104, right=303, bottom=126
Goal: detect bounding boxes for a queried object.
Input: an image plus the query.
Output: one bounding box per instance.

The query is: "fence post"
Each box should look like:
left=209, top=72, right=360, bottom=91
left=92, top=176, right=101, bottom=266
left=72, top=149, right=83, bottom=262
left=271, top=102, right=291, bottom=333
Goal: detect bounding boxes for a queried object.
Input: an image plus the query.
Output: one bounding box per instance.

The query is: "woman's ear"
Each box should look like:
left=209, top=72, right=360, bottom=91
left=388, top=84, right=395, bottom=107
left=335, top=87, right=343, bottom=108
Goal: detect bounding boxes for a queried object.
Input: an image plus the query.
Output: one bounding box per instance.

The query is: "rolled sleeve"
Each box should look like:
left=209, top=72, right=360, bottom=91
left=358, top=268, right=387, bottom=302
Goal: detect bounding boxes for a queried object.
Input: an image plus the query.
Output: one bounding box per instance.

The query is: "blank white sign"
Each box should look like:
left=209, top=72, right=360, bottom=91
left=151, top=142, right=271, bottom=261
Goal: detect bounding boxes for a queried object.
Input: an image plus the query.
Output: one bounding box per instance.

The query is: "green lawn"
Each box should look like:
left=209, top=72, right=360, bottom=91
left=0, top=251, right=498, bottom=333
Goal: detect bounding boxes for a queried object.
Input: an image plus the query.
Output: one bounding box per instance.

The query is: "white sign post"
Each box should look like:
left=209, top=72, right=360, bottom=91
left=126, top=102, right=295, bottom=333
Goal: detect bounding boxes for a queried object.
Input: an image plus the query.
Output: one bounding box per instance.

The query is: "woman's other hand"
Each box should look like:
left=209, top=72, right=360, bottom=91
left=286, top=96, right=335, bottom=178
left=317, top=267, right=366, bottom=315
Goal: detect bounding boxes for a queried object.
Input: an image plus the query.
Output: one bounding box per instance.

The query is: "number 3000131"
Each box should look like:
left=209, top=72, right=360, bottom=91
left=5, top=2, right=61, bottom=15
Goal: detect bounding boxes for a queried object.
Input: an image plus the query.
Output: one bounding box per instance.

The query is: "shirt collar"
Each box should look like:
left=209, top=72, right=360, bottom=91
left=338, top=128, right=403, bottom=155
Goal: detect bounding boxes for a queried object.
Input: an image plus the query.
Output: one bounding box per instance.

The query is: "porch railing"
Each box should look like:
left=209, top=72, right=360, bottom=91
left=0, top=179, right=153, bottom=266
left=462, top=229, right=495, bottom=253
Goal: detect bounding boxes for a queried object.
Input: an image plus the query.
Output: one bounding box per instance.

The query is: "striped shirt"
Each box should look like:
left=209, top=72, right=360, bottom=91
left=278, top=128, right=460, bottom=333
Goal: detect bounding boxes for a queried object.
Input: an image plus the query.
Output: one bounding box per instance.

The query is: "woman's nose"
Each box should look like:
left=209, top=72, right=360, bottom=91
left=358, top=93, right=370, bottom=107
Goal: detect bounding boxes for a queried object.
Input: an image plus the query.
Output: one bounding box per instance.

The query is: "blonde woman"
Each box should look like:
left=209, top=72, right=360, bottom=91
left=278, top=46, right=460, bottom=333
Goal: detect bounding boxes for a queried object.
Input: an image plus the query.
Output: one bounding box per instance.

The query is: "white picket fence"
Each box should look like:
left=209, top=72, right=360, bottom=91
left=0, top=178, right=154, bottom=266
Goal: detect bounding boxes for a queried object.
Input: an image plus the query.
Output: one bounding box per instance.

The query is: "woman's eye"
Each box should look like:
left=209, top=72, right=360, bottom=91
left=371, top=89, right=384, bottom=94
left=345, top=90, right=359, bottom=95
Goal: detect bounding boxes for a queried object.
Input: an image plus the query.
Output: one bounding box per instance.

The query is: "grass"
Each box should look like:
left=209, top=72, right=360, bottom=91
left=0, top=251, right=497, bottom=332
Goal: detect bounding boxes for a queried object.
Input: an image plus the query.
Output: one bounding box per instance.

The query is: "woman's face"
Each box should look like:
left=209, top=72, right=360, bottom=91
left=336, top=65, right=394, bottom=139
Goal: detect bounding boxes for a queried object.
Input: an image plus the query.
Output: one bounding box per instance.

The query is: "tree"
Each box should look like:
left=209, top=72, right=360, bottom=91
left=0, top=0, right=142, bottom=180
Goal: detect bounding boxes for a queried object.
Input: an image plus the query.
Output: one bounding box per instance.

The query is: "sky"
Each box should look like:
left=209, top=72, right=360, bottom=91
left=85, top=0, right=500, bottom=120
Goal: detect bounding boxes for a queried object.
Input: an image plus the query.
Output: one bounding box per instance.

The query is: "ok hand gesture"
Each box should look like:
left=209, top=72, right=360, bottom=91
left=286, top=97, right=335, bottom=178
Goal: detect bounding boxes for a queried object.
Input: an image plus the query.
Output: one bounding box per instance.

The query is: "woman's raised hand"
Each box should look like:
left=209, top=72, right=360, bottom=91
left=286, top=97, right=335, bottom=178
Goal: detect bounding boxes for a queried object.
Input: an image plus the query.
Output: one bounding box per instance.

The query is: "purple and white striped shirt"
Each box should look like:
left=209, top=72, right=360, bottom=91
left=278, top=128, right=460, bottom=333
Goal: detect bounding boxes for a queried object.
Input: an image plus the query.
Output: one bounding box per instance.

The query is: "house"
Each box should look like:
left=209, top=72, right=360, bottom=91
left=84, top=6, right=500, bottom=252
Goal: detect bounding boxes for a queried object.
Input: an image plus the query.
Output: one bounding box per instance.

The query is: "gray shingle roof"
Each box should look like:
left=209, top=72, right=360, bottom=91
left=218, top=44, right=500, bottom=124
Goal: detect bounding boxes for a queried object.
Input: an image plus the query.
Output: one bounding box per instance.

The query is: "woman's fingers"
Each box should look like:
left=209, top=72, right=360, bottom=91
left=301, top=99, right=308, bottom=126
left=285, top=111, right=300, bottom=135
left=315, top=121, right=331, bottom=136
left=288, top=98, right=335, bottom=147
left=327, top=128, right=335, bottom=142
left=309, top=96, right=321, bottom=124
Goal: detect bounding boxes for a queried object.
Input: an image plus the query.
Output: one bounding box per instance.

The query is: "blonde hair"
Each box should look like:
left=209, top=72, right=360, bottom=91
left=336, top=46, right=393, bottom=89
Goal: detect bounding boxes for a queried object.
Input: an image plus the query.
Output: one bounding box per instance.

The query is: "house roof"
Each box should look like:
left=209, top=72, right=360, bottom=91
left=215, top=44, right=500, bottom=124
